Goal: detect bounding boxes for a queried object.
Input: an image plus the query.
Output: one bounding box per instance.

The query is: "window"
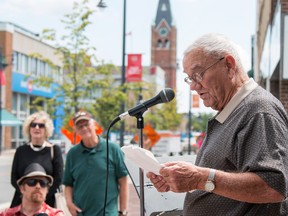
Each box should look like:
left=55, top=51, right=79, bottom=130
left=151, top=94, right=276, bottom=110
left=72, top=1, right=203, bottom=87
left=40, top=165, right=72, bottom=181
left=157, top=39, right=162, bottom=48
left=165, top=39, right=170, bottom=48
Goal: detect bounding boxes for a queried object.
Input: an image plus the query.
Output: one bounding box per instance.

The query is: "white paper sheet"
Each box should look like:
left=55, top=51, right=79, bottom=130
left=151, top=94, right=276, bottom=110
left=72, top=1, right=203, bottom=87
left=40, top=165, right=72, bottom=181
left=121, top=145, right=163, bottom=175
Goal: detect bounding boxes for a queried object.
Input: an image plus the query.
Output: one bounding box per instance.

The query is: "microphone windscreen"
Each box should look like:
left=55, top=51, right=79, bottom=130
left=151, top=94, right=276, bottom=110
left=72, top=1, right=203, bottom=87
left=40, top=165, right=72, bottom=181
left=160, top=88, right=175, bottom=103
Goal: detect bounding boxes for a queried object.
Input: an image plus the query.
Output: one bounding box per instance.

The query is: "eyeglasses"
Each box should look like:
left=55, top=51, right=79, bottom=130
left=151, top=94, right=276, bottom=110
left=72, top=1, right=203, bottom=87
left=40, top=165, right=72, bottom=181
left=184, top=57, right=225, bottom=86
left=30, top=123, right=45, bottom=128
left=25, top=179, right=50, bottom=188
left=76, top=122, right=91, bottom=130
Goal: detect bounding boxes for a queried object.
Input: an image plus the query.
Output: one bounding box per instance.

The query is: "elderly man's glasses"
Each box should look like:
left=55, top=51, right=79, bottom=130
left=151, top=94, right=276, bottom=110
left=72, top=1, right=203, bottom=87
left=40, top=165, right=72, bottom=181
left=30, top=123, right=45, bottom=128
left=25, top=179, right=50, bottom=188
left=184, top=57, right=224, bottom=85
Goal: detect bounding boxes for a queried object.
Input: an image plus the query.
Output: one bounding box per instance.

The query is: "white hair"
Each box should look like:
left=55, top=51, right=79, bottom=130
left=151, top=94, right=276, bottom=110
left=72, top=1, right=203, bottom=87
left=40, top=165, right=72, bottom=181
left=22, top=111, right=54, bottom=140
left=184, top=33, right=245, bottom=71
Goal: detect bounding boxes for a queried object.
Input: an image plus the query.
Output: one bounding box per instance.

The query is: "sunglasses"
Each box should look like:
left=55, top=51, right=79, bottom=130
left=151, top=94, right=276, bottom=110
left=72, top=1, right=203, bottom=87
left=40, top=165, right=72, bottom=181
left=25, top=179, right=50, bottom=188
left=30, top=122, right=45, bottom=128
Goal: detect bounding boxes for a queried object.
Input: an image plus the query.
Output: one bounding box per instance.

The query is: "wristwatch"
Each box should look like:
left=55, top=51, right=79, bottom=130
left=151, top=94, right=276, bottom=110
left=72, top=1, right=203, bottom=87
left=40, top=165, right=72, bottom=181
left=118, top=210, right=128, bottom=215
left=204, top=168, right=216, bottom=192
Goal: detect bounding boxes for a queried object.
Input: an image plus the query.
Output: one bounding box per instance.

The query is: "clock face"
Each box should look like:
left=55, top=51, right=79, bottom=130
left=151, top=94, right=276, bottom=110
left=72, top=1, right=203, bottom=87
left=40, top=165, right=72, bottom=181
left=158, top=27, right=168, bottom=37
left=205, top=181, right=215, bottom=192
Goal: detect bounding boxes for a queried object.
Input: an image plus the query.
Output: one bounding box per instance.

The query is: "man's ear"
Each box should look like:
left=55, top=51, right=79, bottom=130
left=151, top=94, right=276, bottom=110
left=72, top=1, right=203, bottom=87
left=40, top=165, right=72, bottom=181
left=19, top=184, right=25, bottom=193
left=225, top=55, right=236, bottom=70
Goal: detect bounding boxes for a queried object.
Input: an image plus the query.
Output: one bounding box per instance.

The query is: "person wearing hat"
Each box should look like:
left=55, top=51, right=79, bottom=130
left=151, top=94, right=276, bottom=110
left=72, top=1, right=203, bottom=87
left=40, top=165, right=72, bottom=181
left=62, top=111, right=129, bottom=216
left=0, top=163, right=64, bottom=216
left=10, top=111, right=64, bottom=208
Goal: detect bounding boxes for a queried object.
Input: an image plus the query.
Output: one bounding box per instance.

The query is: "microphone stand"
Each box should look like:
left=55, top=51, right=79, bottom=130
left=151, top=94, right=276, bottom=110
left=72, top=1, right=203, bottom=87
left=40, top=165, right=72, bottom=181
left=135, top=113, right=145, bottom=216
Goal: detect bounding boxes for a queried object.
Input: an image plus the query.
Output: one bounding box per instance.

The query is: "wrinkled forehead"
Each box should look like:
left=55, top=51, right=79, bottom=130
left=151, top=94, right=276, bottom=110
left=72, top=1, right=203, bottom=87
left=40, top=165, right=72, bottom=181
left=183, top=50, right=207, bottom=72
left=183, top=49, right=206, bottom=63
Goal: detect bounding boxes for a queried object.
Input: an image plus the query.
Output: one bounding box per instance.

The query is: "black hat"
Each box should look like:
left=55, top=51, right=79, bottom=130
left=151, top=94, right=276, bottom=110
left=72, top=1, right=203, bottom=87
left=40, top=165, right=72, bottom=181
left=17, top=163, right=53, bottom=186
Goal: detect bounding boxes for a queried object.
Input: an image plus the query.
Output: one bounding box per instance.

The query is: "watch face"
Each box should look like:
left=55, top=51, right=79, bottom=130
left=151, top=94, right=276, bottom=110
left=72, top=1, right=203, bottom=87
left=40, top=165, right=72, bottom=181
left=158, top=27, right=168, bottom=37
left=205, top=181, right=215, bottom=192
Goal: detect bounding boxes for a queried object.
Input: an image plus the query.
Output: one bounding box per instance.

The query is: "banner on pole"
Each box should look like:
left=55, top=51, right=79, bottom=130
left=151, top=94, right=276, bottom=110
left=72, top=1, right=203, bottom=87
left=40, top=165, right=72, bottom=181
left=0, top=70, right=6, bottom=86
left=126, top=54, right=142, bottom=82
left=192, top=94, right=200, bottom=108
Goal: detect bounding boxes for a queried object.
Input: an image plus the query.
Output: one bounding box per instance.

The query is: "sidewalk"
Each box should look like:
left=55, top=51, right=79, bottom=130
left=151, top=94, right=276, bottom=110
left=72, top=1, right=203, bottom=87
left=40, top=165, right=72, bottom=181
left=0, top=149, right=15, bottom=211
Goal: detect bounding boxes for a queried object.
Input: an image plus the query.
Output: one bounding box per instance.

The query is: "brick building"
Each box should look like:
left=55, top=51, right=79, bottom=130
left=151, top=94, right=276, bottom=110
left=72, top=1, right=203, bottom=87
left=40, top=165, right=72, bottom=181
left=151, top=0, right=177, bottom=90
left=0, top=22, right=63, bottom=150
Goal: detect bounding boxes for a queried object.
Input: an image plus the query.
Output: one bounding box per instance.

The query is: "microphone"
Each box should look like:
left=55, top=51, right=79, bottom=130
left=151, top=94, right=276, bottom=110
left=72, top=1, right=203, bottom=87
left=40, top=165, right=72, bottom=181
left=119, top=88, right=175, bottom=120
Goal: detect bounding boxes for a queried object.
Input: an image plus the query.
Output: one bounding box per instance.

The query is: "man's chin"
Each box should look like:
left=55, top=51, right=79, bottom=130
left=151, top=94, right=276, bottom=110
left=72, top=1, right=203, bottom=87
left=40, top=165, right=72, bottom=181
left=31, top=194, right=45, bottom=203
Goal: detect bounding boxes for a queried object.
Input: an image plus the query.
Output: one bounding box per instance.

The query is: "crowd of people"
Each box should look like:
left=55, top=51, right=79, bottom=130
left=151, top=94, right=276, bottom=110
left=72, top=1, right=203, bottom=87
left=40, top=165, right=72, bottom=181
left=0, top=110, right=128, bottom=216
left=0, top=33, right=288, bottom=216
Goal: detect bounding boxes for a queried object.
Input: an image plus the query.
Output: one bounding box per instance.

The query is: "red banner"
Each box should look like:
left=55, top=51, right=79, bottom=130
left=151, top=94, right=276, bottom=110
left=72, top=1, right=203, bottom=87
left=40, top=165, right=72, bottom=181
left=0, top=70, right=6, bottom=86
left=126, top=54, right=142, bottom=82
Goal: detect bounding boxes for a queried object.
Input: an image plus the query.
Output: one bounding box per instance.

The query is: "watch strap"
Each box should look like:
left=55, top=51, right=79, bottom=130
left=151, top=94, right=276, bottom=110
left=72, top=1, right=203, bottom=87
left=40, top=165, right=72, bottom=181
left=208, top=168, right=216, bottom=181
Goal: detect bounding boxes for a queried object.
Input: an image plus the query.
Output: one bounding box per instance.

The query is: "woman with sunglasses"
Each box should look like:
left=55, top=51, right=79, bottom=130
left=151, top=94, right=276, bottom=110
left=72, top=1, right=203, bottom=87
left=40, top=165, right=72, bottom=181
left=10, top=111, right=64, bottom=208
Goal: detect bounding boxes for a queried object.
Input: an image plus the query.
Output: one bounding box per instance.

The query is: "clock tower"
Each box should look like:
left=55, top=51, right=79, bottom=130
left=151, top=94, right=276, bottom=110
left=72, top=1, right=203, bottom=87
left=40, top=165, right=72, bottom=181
left=151, top=0, right=177, bottom=90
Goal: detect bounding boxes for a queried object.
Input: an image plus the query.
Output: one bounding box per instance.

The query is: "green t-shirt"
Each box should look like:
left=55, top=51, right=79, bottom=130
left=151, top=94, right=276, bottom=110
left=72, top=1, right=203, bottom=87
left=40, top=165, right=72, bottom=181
left=63, top=136, right=128, bottom=216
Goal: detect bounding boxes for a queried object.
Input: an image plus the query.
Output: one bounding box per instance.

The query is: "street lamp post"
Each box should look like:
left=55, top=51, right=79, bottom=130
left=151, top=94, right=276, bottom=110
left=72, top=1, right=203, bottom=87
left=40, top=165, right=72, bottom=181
left=98, top=0, right=126, bottom=147
left=188, top=89, right=192, bottom=155
left=120, top=0, right=126, bottom=147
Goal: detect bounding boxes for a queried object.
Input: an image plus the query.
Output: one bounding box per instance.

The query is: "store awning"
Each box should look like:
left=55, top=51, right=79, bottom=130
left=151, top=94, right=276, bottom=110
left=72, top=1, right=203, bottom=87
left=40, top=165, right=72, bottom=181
left=0, top=109, right=22, bottom=126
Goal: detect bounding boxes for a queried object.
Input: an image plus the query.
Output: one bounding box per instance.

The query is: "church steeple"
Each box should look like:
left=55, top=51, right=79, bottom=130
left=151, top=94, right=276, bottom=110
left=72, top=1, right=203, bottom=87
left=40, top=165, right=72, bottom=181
left=155, top=0, right=172, bottom=28
left=151, top=0, right=177, bottom=90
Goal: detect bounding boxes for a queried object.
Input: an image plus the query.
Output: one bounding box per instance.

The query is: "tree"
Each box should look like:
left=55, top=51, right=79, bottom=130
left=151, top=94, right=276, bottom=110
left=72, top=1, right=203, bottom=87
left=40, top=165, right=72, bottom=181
left=144, top=97, right=182, bottom=131
left=30, top=0, right=127, bottom=133
left=191, top=112, right=215, bottom=132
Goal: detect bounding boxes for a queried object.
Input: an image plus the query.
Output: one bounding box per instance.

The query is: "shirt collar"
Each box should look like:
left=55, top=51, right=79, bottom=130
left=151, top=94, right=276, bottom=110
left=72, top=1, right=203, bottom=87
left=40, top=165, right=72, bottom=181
left=79, top=136, right=104, bottom=153
left=215, top=78, right=258, bottom=123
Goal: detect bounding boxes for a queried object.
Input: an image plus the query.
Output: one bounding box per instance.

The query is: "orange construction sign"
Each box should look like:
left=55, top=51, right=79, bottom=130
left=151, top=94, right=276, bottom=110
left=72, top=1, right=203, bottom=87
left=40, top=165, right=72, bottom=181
left=134, top=123, right=160, bottom=148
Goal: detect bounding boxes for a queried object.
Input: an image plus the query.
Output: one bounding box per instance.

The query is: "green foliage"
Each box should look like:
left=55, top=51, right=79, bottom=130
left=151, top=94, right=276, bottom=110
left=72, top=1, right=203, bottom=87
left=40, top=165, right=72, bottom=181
left=30, top=0, right=125, bottom=130
left=145, top=98, right=182, bottom=131
left=191, top=112, right=215, bottom=132
left=93, top=88, right=127, bottom=131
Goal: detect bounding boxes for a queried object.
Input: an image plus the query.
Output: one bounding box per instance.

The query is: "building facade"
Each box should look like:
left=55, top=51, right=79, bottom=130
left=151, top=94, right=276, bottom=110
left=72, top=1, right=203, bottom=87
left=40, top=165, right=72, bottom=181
left=151, top=0, right=177, bottom=90
left=0, top=22, right=63, bottom=150
left=255, top=0, right=288, bottom=112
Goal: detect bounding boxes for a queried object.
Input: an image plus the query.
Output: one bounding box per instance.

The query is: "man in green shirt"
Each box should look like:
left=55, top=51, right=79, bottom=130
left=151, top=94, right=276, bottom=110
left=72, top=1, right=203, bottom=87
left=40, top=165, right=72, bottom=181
left=63, top=111, right=129, bottom=216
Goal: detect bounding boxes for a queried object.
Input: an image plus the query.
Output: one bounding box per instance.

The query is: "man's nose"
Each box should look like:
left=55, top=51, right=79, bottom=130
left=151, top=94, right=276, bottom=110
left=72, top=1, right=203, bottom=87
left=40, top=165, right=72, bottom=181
left=190, top=82, right=202, bottom=91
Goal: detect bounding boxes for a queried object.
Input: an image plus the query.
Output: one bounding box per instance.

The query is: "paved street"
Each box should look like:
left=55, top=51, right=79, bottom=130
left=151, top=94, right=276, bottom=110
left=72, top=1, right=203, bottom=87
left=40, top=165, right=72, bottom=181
left=0, top=149, right=140, bottom=215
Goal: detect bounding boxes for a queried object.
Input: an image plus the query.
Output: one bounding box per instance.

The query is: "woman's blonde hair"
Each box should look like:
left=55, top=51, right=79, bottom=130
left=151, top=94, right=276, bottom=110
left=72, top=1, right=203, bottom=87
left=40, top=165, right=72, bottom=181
left=22, top=111, right=54, bottom=141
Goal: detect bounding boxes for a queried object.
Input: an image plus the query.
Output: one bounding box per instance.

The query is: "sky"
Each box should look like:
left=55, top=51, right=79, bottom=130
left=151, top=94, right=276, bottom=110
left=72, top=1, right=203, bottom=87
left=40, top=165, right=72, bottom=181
left=1, top=0, right=257, bottom=114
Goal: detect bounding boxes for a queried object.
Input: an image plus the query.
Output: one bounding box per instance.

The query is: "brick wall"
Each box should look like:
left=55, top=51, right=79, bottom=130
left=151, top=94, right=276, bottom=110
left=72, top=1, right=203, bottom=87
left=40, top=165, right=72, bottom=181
left=0, top=30, right=13, bottom=150
left=280, top=80, right=288, bottom=113
left=281, top=0, right=288, bottom=11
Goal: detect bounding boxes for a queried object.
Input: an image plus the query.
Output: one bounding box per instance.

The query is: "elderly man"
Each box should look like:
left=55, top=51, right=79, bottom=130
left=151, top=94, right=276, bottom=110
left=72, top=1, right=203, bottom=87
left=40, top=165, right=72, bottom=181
left=147, top=33, right=288, bottom=215
left=0, top=163, right=64, bottom=216
left=63, top=111, right=129, bottom=216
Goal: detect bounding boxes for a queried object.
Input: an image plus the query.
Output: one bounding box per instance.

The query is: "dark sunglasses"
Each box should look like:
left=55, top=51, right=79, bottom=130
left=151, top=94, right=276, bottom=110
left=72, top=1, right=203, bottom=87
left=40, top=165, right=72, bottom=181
left=25, top=179, right=50, bottom=188
left=30, top=122, right=45, bottom=128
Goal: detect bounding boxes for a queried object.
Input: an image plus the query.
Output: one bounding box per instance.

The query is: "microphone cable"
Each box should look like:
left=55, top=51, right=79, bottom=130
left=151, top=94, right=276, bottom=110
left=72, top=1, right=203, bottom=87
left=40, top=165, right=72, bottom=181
left=103, top=116, right=120, bottom=216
